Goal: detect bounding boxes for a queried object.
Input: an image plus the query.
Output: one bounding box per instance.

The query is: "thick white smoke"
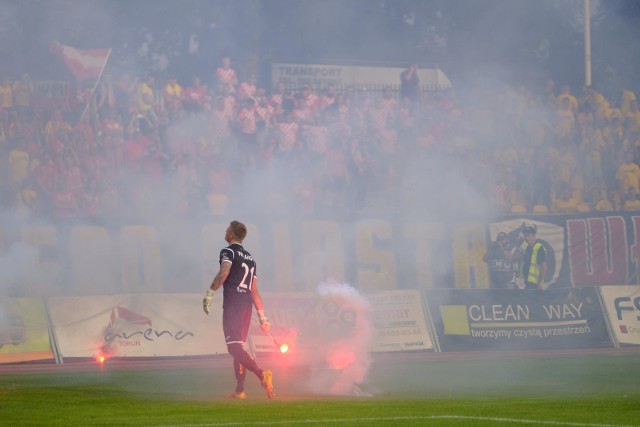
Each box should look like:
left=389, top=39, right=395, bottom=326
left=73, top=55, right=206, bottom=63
left=296, top=281, right=373, bottom=396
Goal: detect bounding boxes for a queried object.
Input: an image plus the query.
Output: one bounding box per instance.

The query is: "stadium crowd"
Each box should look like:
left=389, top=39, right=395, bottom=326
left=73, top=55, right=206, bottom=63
left=2, top=57, right=640, bottom=224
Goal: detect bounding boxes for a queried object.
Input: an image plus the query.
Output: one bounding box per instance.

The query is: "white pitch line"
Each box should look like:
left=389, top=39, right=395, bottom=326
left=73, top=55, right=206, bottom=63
left=151, top=415, right=638, bottom=427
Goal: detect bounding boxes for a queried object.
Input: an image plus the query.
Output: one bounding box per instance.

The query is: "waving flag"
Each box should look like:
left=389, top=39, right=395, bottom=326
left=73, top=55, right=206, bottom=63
left=50, top=42, right=111, bottom=80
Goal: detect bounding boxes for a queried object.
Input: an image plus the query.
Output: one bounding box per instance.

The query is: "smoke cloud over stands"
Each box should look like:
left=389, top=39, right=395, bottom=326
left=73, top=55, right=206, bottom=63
left=0, top=1, right=636, bottom=294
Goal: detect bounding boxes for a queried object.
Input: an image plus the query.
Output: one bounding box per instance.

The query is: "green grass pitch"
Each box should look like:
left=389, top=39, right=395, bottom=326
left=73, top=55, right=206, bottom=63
left=1, top=353, right=638, bottom=426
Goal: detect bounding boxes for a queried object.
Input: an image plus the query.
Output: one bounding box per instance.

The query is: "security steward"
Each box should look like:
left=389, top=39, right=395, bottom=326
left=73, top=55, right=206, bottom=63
left=520, top=225, right=547, bottom=290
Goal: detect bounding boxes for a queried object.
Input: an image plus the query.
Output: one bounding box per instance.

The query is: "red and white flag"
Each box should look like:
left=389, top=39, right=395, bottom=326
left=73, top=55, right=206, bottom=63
left=50, top=42, right=111, bottom=80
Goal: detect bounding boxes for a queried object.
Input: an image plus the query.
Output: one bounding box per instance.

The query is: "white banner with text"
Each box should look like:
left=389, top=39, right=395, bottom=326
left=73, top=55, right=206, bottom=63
left=599, top=285, right=640, bottom=346
left=48, top=294, right=227, bottom=359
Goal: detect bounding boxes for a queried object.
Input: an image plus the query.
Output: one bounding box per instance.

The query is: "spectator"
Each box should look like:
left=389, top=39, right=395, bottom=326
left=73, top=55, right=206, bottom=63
left=269, top=81, right=288, bottom=115
left=14, top=175, right=39, bottom=219
left=61, top=151, right=85, bottom=198
left=550, top=143, right=577, bottom=197
left=205, top=158, right=231, bottom=216
left=0, top=76, right=14, bottom=126
left=543, top=79, right=556, bottom=106
left=66, top=80, right=91, bottom=120
left=7, top=137, right=30, bottom=194
left=616, top=150, right=640, bottom=195
left=79, top=178, right=102, bottom=220
left=556, top=84, right=578, bottom=114
left=368, top=96, right=392, bottom=133
left=237, top=74, right=258, bottom=101
left=273, top=109, right=300, bottom=162
left=583, top=85, right=614, bottom=126
left=554, top=97, right=576, bottom=141
left=380, top=85, right=398, bottom=115
left=31, top=151, right=57, bottom=212
left=254, top=89, right=275, bottom=154
left=219, top=83, right=237, bottom=121
left=184, top=76, right=209, bottom=113
left=302, top=117, right=329, bottom=155
left=490, top=172, right=512, bottom=213
left=52, top=174, right=80, bottom=220
left=331, top=92, right=350, bottom=127
left=603, top=113, right=628, bottom=153
left=215, top=56, right=238, bottom=93
left=114, top=74, right=137, bottom=124
left=122, top=116, right=150, bottom=174
left=72, top=113, right=95, bottom=154
left=623, top=187, right=640, bottom=211
left=594, top=189, right=619, bottom=212
left=625, top=100, right=640, bottom=134
left=400, top=63, right=420, bottom=106
left=234, top=97, right=258, bottom=168
left=318, top=84, right=338, bottom=112
left=136, top=74, right=158, bottom=127
left=551, top=183, right=580, bottom=213
left=207, top=96, right=230, bottom=151
left=577, top=122, right=606, bottom=202
left=322, top=132, right=350, bottom=210
left=101, top=108, right=125, bottom=169
left=297, top=84, right=319, bottom=122
left=96, top=73, right=116, bottom=118
left=163, top=76, right=185, bottom=120
left=348, top=136, right=373, bottom=212
left=12, top=73, right=33, bottom=114
left=0, top=119, right=6, bottom=153
left=526, top=145, right=552, bottom=209
left=44, top=110, right=72, bottom=155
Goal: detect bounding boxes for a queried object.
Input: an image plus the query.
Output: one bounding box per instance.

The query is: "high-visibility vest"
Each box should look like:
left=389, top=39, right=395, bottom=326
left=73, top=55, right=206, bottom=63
left=524, top=242, right=545, bottom=284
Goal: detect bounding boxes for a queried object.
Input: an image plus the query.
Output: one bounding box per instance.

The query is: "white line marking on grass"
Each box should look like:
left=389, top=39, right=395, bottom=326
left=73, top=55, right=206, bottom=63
left=151, top=415, right=637, bottom=427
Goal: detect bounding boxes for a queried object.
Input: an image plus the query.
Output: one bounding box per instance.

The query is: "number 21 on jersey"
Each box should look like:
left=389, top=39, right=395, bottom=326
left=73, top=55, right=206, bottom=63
left=237, top=262, right=255, bottom=293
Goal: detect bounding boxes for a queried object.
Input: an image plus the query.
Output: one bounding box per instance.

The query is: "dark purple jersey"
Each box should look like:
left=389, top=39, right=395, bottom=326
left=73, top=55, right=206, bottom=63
left=220, top=243, right=257, bottom=308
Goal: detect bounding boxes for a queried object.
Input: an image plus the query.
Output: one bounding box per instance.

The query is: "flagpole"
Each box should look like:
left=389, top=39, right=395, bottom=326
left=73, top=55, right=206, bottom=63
left=584, top=0, right=592, bottom=87
left=77, top=48, right=112, bottom=128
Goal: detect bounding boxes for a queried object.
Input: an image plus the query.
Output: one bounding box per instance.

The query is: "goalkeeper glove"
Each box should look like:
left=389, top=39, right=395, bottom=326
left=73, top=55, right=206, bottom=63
left=202, top=289, right=215, bottom=315
left=259, top=315, right=271, bottom=333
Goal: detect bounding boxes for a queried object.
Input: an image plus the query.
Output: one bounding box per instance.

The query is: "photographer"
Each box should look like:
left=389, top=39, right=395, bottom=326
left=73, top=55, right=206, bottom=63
left=483, top=231, right=520, bottom=289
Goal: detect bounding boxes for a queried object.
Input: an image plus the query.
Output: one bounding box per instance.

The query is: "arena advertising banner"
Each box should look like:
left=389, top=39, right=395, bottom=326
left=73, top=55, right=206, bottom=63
left=367, top=290, right=433, bottom=352
left=271, top=62, right=452, bottom=91
left=599, top=285, right=640, bottom=346
left=248, top=292, right=315, bottom=355
left=425, top=287, right=613, bottom=351
left=251, top=288, right=432, bottom=357
left=0, top=298, right=54, bottom=364
left=48, top=294, right=227, bottom=359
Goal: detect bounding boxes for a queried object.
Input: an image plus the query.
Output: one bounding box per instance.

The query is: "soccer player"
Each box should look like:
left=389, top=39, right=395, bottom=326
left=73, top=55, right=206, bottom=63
left=202, top=220, right=275, bottom=399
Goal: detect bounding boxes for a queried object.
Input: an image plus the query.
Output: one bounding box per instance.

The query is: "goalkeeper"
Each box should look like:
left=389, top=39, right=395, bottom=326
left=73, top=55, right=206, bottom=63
left=202, top=220, right=275, bottom=399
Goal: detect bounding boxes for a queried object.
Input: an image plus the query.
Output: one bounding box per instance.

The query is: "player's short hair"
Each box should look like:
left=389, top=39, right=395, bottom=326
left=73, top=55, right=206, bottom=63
left=229, top=220, right=247, bottom=241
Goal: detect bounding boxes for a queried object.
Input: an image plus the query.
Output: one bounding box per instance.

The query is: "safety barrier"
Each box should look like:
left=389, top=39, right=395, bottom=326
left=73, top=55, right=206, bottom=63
left=1, top=286, right=637, bottom=364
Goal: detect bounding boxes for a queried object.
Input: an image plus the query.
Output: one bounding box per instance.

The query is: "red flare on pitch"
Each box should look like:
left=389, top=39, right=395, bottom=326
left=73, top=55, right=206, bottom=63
left=95, top=348, right=111, bottom=365
left=268, top=331, right=289, bottom=354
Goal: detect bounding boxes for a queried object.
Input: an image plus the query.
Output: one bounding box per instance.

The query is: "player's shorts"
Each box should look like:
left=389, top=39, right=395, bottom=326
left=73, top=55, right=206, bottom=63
left=222, top=303, right=253, bottom=345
